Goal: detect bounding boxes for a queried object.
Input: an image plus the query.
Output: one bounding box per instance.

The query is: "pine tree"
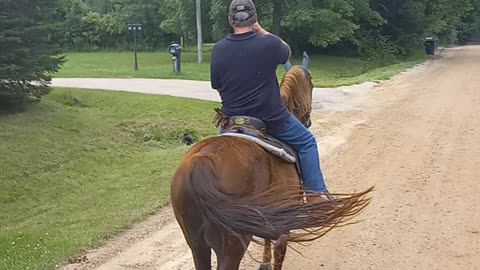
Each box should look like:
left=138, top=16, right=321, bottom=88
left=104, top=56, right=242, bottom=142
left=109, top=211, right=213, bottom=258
left=0, top=0, right=64, bottom=109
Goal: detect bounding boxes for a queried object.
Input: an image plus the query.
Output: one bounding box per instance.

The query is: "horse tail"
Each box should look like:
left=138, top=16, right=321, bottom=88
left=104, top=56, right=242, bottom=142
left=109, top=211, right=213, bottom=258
left=187, top=156, right=373, bottom=243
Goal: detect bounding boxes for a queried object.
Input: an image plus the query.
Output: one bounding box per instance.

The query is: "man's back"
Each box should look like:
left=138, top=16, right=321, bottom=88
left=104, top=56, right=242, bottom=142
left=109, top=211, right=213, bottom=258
left=211, top=31, right=290, bottom=133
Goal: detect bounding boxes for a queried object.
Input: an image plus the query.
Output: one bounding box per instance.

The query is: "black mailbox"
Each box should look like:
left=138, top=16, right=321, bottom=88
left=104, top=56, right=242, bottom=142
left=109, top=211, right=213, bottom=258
left=168, top=44, right=182, bottom=73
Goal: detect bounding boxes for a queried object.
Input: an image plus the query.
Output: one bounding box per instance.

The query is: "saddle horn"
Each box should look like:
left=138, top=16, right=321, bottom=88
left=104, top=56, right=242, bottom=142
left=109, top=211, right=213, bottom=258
left=301, top=51, right=310, bottom=70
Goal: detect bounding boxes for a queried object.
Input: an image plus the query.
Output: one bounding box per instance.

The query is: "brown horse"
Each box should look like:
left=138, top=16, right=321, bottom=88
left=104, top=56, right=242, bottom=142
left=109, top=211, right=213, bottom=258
left=170, top=64, right=373, bottom=270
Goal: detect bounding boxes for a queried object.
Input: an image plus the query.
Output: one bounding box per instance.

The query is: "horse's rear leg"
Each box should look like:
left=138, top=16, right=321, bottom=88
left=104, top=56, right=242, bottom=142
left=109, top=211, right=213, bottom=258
left=190, top=240, right=212, bottom=270
left=259, top=239, right=272, bottom=270
left=210, top=233, right=250, bottom=270
left=174, top=214, right=211, bottom=270
left=273, top=235, right=289, bottom=270
left=217, top=252, right=244, bottom=270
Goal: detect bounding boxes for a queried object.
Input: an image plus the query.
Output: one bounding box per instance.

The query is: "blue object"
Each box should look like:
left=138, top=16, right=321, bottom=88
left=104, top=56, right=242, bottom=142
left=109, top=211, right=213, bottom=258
left=212, top=31, right=328, bottom=192
left=269, top=114, right=328, bottom=192
left=219, top=114, right=328, bottom=193
left=168, top=44, right=182, bottom=73
left=210, top=32, right=291, bottom=134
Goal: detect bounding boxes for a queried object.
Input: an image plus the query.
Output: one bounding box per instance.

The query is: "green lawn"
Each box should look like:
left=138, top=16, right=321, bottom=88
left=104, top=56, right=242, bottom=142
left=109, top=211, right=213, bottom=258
left=0, top=89, right=218, bottom=270
left=55, top=51, right=428, bottom=87
left=56, top=51, right=211, bottom=81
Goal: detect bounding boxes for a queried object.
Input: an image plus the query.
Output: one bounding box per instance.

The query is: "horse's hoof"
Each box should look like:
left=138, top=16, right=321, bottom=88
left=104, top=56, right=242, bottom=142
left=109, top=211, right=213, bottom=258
left=258, top=263, right=272, bottom=270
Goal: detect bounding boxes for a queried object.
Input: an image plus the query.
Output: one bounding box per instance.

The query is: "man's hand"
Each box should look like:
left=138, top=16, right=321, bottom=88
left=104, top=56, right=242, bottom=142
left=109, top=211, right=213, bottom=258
left=253, top=22, right=269, bottom=36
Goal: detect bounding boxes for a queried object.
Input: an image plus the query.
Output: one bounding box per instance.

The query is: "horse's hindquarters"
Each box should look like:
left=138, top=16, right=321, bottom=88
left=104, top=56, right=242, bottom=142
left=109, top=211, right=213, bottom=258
left=170, top=149, right=256, bottom=270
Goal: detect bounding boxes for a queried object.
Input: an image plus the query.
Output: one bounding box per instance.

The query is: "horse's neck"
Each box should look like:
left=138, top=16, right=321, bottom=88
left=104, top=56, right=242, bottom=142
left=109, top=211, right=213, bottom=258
left=281, top=88, right=300, bottom=117
left=280, top=67, right=313, bottom=120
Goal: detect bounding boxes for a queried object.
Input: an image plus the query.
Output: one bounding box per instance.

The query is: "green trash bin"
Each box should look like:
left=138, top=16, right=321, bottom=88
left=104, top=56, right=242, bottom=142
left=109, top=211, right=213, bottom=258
left=424, top=37, right=436, bottom=56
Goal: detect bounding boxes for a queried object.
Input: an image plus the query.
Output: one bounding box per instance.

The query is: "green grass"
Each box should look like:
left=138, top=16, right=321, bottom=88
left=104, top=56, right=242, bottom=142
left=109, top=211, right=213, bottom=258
left=55, top=51, right=428, bottom=87
left=56, top=51, right=211, bottom=81
left=284, top=49, right=428, bottom=87
left=0, top=89, right=218, bottom=270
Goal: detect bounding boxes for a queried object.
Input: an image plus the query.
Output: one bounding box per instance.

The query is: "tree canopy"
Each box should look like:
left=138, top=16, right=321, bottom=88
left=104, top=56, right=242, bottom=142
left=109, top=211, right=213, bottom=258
left=55, top=0, right=480, bottom=58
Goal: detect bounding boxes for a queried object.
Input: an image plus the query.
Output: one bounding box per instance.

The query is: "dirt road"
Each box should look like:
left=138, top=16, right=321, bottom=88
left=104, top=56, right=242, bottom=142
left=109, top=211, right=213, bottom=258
left=61, top=45, right=480, bottom=270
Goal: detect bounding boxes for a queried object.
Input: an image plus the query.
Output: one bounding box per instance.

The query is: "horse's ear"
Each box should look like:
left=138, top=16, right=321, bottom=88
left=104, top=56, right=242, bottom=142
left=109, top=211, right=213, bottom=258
left=283, top=59, right=292, bottom=72
left=302, top=51, right=310, bottom=70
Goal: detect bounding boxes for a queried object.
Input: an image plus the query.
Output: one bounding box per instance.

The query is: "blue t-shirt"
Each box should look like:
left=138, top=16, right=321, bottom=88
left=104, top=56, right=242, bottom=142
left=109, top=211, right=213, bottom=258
left=210, top=31, right=291, bottom=133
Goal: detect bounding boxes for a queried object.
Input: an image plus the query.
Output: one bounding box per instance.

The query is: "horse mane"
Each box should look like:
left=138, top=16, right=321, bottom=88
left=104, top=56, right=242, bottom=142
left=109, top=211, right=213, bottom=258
left=280, top=66, right=313, bottom=118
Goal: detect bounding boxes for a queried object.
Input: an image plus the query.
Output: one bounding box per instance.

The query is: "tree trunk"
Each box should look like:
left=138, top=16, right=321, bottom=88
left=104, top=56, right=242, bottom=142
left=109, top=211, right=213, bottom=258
left=196, top=0, right=203, bottom=64
left=272, top=0, right=282, bottom=36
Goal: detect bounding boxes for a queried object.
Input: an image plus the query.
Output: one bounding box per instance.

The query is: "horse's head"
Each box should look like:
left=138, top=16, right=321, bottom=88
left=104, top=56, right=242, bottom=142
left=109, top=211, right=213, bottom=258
left=280, top=52, right=314, bottom=128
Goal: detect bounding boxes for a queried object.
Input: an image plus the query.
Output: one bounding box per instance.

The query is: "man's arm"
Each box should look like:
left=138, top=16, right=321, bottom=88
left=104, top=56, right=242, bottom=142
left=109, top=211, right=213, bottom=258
left=253, top=22, right=292, bottom=64
left=210, top=45, right=221, bottom=91
left=275, top=37, right=291, bottom=65
left=253, top=22, right=291, bottom=64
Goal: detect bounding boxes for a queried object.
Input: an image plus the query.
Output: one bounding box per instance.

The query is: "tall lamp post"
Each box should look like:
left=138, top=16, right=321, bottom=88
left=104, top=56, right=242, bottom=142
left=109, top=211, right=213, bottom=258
left=196, top=0, right=203, bottom=64
left=127, top=23, right=143, bottom=71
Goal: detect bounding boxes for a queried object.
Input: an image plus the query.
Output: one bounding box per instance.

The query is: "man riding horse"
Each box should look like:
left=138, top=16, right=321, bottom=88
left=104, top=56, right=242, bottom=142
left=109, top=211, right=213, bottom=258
left=210, top=0, right=334, bottom=200
left=170, top=1, right=372, bottom=268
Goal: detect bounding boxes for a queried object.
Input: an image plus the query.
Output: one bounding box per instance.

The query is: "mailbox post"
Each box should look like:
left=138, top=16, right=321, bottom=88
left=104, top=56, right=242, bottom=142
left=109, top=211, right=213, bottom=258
left=127, top=23, right=143, bottom=71
left=168, top=44, right=182, bottom=73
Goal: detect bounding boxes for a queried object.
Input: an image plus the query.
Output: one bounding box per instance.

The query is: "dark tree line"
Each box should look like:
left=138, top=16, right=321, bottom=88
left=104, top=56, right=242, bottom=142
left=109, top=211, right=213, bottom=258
left=55, top=0, right=480, bottom=57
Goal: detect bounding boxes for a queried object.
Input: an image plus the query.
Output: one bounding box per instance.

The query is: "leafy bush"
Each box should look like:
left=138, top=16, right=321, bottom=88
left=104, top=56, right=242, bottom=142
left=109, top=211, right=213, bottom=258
left=355, top=30, right=401, bottom=64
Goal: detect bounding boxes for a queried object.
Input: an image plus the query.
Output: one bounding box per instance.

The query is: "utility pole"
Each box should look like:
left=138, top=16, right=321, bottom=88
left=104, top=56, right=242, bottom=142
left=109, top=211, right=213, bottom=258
left=196, top=0, right=203, bottom=64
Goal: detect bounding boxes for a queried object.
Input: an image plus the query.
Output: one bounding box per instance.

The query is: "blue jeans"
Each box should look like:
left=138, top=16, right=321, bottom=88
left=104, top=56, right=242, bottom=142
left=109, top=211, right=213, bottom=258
left=221, top=114, right=328, bottom=192
left=269, top=114, right=328, bottom=192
